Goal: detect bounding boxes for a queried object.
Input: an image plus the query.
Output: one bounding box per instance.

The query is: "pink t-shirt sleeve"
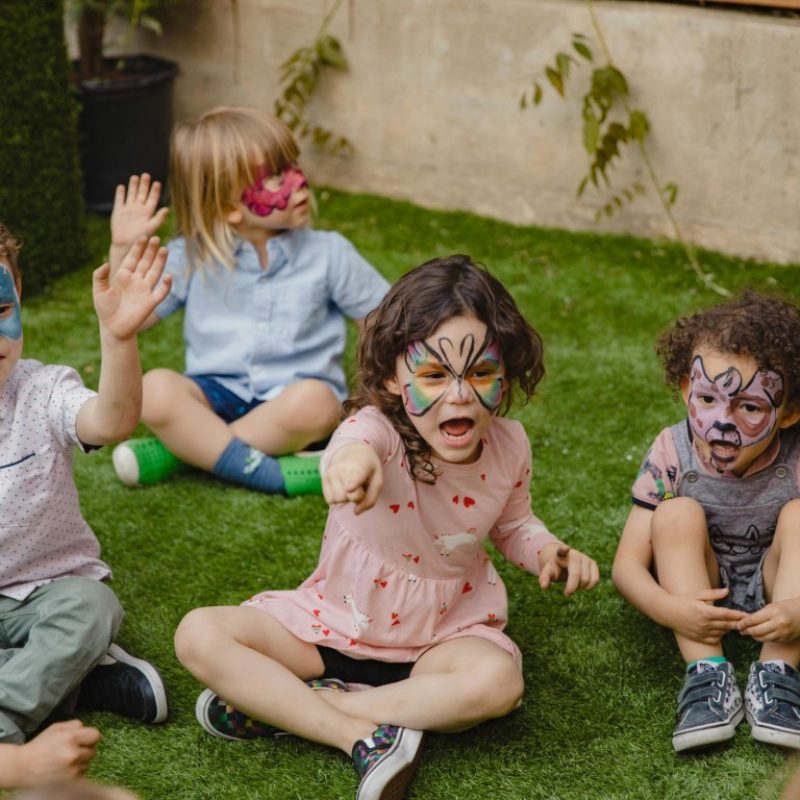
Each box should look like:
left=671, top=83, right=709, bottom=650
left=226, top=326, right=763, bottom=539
left=631, top=427, right=681, bottom=509
left=489, top=431, right=561, bottom=575
left=322, top=406, right=401, bottom=470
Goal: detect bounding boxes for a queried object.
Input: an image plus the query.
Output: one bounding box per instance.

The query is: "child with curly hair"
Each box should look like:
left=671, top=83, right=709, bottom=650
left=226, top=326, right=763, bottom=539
left=175, top=255, right=599, bottom=800
left=614, top=290, right=800, bottom=752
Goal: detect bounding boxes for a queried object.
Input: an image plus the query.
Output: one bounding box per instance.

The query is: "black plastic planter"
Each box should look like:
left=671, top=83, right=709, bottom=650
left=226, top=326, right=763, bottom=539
left=74, top=54, right=178, bottom=213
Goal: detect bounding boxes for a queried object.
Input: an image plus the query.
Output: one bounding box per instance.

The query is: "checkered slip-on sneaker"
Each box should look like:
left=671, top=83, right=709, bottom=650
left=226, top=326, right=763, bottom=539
left=672, top=660, right=742, bottom=752
left=352, top=724, right=424, bottom=800
left=195, top=677, right=348, bottom=741
left=746, top=661, right=800, bottom=749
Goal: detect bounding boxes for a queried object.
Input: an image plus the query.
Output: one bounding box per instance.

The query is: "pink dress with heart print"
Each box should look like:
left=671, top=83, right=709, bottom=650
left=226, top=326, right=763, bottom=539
left=245, top=406, right=561, bottom=667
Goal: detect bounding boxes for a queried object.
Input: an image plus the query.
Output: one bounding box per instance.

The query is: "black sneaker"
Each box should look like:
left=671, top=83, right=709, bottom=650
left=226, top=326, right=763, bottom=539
left=672, top=660, right=742, bottom=752
left=78, top=643, right=168, bottom=724
left=352, top=724, right=424, bottom=800
left=746, top=661, right=800, bottom=749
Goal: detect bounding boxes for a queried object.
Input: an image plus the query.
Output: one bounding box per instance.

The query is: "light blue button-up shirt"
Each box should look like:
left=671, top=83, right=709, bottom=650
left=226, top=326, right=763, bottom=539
left=155, top=228, right=390, bottom=402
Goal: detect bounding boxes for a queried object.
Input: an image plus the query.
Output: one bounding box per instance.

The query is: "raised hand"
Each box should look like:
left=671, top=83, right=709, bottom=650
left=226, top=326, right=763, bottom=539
left=111, top=173, right=170, bottom=251
left=322, top=443, right=383, bottom=515
left=93, top=236, right=171, bottom=341
left=538, top=543, right=600, bottom=596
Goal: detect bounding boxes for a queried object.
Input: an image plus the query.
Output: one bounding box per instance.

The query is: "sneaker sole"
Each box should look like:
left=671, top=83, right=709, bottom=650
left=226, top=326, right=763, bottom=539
left=672, top=707, right=743, bottom=752
left=747, top=708, right=800, bottom=749
left=107, top=643, right=168, bottom=723
left=356, top=728, right=425, bottom=800
left=112, top=445, right=141, bottom=487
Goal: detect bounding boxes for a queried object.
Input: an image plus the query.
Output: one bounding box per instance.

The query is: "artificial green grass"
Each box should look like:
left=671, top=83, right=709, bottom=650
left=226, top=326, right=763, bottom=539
left=18, top=190, right=800, bottom=799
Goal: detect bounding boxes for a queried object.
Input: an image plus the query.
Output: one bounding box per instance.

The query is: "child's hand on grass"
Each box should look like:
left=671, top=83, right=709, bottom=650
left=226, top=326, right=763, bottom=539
left=668, top=587, right=747, bottom=646
left=538, top=544, right=600, bottom=596
left=17, top=720, right=100, bottom=786
left=322, top=443, right=383, bottom=515
left=737, top=598, right=800, bottom=643
left=93, top=236, right=171, bottom=342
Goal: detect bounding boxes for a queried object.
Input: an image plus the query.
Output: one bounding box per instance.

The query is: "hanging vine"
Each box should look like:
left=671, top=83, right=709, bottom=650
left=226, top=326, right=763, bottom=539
left=521, top=0, right=728, bottom=296
left=274, top=0, right=353, bottom=155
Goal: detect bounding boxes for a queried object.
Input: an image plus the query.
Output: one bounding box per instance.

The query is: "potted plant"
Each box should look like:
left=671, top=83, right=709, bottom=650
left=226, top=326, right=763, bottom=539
left=66, top=0, right=182, bottom=212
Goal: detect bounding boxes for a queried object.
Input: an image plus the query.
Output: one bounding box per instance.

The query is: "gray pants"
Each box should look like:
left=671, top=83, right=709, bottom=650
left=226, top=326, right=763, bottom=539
left=0, top=577, right=123, bottom=743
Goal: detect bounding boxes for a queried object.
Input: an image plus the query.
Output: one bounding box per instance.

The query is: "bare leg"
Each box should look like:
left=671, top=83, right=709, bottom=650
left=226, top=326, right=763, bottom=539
left=142, top=369, right=341, bottom=468
left=651, top=497, right=723, bottom=662
left=174, top=607, right=376, bottom=753
left=759, top=499, right=800, bottom=666
left=316, top=637, right=524, bottom=733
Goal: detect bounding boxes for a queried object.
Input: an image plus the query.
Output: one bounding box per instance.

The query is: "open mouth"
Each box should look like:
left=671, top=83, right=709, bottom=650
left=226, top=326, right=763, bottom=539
left=440, top=417, right=475, bottom=443
left=709, top=440, right=739, bottom=463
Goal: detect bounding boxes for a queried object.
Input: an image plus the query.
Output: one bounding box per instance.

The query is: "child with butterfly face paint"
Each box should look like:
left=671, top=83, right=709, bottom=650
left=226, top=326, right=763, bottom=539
left=613, top=290, right=800, bottom=753
left=106, top=107, right=389, bottom=496
left=174, top=255, right=598, bottom=800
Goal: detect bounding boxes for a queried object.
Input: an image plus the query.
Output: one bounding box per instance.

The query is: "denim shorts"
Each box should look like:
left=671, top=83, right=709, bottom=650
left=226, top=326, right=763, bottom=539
left=188, top=375, right=263, bottom=423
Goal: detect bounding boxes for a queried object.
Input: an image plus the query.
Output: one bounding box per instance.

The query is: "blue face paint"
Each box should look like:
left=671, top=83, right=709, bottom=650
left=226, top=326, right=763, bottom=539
left=0, top=266, right=22, bottom=341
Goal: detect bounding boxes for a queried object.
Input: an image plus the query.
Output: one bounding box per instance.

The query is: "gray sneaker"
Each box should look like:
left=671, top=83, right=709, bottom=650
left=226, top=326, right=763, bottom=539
left=745, top=661, right=800, bottom=749
left=672, top=660, right=743, bottom=752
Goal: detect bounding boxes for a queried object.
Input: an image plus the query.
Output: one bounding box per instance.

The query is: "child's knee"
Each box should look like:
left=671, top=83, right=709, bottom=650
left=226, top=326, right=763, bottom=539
left=174, top=607, right=217, bottom=672
left=651, top=497, right=707, bottom=547
left=141, top=369, right=183, bottom=425
left=290, top=381, right=341, bottom=433
left=463, top=654, right=524, bottom=718
left=45, top=579, right=123, bottom=655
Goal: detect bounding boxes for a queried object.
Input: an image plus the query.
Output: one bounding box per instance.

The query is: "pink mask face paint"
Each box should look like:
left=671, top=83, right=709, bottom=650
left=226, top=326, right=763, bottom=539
left=401, top=332, right=504, bottom=417
left=241, top=165, right=308, bottom=217
left=687, top=354, right=784, bottom=471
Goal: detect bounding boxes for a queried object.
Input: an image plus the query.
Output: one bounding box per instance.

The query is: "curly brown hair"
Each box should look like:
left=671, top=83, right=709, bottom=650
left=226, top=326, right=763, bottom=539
left=348, top=254, right=545, bottom=482
left=657, top=289, right=800, bottom=411
left=0, top=222, right=21, bottom=284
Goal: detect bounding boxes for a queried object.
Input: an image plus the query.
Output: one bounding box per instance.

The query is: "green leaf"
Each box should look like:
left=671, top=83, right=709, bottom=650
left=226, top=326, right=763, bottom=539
left=317, top=35, right=348, bottom=70
left=628, top=109, right=650, bottom=142
left=533, top=82, right=543, bottom=105
left=519, top=93, right=527, bottom=110
left=545, top=67, right=564, bottom=97
left=573, top=40, right=593, bottom=61
left=556, top=52, right=572, bottom=79
left=583, top=113, right=600, bottom=155
left=663, top=182, right=679, bottom=205
left=607, top=122, right=628, bottom=143
left=577, top=175, right=589, bottom=197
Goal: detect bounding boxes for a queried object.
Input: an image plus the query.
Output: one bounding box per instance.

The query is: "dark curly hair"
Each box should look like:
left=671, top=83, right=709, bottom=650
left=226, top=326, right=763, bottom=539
left=0, top=222, right=21, bottom=284
left=348, top=254, right=545, bottom=482
left=657, top=289, right=800, bottom=411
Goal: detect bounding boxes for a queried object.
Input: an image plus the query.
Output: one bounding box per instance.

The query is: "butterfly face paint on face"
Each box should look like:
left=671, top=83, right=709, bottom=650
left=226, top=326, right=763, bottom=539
left=687, top=354, right=784, bottom=472
left=0, top=265, right=21, bottom=341
left=401, top=331, right=504, bottom=417
left=241, top=165, right=308, bottom=217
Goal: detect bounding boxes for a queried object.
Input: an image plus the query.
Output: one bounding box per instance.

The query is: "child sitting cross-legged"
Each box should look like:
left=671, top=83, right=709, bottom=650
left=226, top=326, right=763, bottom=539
left=613, top=290, right=800, bottom=753
left=0, top=227, right=169, bottom=787
left=108, top=107, right=389, bottom=496
left=174, top=255, right=599, bottom=800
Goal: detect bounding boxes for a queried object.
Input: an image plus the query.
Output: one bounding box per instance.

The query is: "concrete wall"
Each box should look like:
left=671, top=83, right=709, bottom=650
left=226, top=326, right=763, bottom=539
left=114, top=0, right=800, bottom=263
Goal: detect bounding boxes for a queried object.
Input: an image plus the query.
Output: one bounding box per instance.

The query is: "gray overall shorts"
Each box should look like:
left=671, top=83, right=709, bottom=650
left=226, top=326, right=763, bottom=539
left=673, top=421, right=800, bottom=613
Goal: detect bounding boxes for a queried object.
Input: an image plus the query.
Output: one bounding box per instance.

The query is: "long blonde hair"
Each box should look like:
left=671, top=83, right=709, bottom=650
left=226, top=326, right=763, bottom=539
left=170, top=106, right=300, bottom=272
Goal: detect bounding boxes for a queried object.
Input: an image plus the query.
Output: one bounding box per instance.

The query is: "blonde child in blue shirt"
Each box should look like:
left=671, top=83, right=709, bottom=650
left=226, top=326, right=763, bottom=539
left=108, top=107, right=389, bottom=495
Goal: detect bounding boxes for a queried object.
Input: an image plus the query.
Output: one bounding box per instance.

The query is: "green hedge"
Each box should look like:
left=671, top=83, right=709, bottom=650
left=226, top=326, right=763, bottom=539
left=0, top=0, right=86, bottom=296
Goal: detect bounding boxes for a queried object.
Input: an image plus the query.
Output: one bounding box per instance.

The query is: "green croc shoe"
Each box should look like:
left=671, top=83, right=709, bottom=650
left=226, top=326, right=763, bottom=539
left=278, top=453, right=322, bottom=497
left=112, top=437, right=181, bottom=487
